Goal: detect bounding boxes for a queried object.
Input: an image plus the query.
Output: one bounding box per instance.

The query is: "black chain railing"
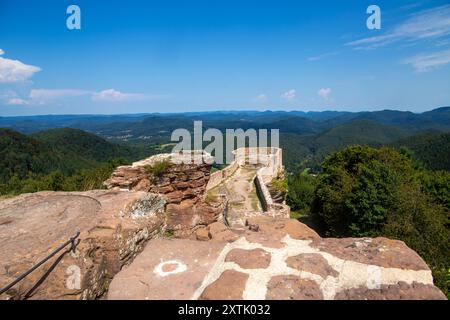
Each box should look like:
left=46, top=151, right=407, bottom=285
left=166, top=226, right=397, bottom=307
left=0, top=231, right=80, bottom=296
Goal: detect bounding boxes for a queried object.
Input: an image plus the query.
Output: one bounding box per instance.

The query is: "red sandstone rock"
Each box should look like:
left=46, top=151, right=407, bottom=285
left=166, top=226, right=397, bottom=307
left=165, top=190, right=184, bottom=204
left=107, top=239, right=226, bottom=300
left=199, top=270, right=249, bottom=300
left=286, top=253, right=339, bottom=278
left=195, top=228, right=210, bottom=241
left=246, top=216, right=320, bottom=240
left=266, top=276, right=323, bottom=300
left=207, top=222, right=228, bottom=236
left=310, top=237, right=430, bottom=271
left=166, top=201, right=222, bottom=237
left=211, top=230, right=240, bottom=243
left=334, top=282, right=446, bottom=300
left=225, top=248, right=271, bottom=269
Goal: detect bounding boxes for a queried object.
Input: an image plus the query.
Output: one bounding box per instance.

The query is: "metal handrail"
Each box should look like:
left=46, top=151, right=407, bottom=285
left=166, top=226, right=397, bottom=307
left=0, top=231, right=80, bottom=296
left=223, top=199, right=230, bottom=227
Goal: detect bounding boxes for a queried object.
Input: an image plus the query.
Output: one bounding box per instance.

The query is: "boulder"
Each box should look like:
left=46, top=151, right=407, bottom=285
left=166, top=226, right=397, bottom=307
left=246, top=216, right=320, bottom=240
left=195, top=227, right=210, bottom=241
left=207, top=222, right=228, bottom=237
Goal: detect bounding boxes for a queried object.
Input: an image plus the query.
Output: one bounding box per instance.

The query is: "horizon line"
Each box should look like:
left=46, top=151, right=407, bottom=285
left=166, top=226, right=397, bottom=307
left=1, top=106, right=449, bottom=118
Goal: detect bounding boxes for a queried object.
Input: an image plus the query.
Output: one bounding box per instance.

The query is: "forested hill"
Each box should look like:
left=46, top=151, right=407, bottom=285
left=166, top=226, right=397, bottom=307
left=392, top=132, right=450, bottom=171
left=0, top=128, right=138, bottom=182
left=32, top=128, right=136, bottom=166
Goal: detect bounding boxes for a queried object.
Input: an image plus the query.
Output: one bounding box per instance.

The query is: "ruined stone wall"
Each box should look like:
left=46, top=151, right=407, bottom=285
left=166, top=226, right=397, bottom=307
left=205, top=161, right=239, bottom=191
left=254, top=163, right=290, bottom=218
left=104, top=152, right=223, bottom=237
left=206, top=147, right=283, bottom=190
left=204, top=147, right=288, bottom=218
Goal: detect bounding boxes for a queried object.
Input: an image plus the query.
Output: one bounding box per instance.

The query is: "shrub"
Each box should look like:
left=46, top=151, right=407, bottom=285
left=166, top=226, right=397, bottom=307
left=144, top=159, right=171, bottom=177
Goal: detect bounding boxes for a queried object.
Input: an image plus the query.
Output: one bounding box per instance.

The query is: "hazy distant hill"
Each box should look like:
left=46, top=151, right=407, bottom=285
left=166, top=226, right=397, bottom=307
left=279, top=120, right=412, bottom=172
left=1, top=107, right=449, bottom=139
left=313, top=120, right=411, bottom=157
left=1, top=107, right=449, bottom=174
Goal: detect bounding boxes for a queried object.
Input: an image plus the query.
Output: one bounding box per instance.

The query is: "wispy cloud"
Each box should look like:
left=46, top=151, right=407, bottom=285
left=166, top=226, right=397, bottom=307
left=7, top=98, right=28, bottom=105
left=0, top=50, right=41, bottom=83
left=346, top=5, right=450, bottom=49
left=404, top=49, right=450, bottom=72
left=25, top=88, right=161, bottom=104
left=281, top=89, right=296, bottom=101
left=318, top=88, right=332, bottom=100
left=254, top=93, right=268, bottom=102
left=30, top=89, right=90, bottom=101
left=307, top=51, right=339, bottom=61
left=91, top=88, right=149, bottom=102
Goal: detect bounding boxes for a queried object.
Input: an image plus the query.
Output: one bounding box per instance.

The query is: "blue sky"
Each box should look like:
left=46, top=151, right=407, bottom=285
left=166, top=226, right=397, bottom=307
left=0, top=0, right=450, bottom=115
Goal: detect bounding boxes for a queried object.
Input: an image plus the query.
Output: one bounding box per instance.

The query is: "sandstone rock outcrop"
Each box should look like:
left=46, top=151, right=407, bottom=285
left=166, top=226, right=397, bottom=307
left=104, top=153, right=222, bottom=236
left=108, top=216, right=446, bottom=300
left=0, top=190, right=165, bottom=300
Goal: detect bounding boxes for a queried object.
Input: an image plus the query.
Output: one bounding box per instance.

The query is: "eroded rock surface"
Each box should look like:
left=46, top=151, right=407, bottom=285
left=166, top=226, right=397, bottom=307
left=108, top=217, right=446, bottom=300
left=266, top=276, right=323, bottom=300
left=0, top=190, right=165, bottom=300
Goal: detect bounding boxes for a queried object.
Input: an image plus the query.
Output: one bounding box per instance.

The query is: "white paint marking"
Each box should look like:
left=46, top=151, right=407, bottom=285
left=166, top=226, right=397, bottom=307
left=153, top=260, right=187, bottom=277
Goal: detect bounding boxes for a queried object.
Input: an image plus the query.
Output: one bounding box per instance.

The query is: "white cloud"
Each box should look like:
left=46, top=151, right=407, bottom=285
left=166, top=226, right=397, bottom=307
left=307, top=51, right=339, bottom=61
left=92, top=88, right=147, bottom=102
left=255, top=94, right=268, bottom=102
left=281, top=89, right=296, bottom=101
left=7, top=98, right=28, bottom=105
left=0, top=53, right=41, bottom=83
left=318, top=88, right=332, bottom=100
left=22, top=88, right=160, bottom=105
left=30, top=89, right=90, bottom=101
left=347, top=5, right=450, bottom=49
left=404, top=49, right=450, bottom=72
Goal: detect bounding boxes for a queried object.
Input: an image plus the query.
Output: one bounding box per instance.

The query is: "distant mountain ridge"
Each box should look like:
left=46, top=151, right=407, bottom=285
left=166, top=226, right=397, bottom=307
left=1, top=106, right=449, bottom=135
left=1, top=106, right=449, bottom=174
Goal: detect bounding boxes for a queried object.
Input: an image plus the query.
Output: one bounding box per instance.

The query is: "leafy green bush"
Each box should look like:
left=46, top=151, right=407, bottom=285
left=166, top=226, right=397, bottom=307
left=286, top=169, right=317, bottom=216
left=418, top=170, right=450, bottom=210
left=271, top=178, right=288, bottom=193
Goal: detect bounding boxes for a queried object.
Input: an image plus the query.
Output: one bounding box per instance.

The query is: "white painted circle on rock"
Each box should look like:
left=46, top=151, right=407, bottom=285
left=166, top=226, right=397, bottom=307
left=153, top=260, right=187, bottom=277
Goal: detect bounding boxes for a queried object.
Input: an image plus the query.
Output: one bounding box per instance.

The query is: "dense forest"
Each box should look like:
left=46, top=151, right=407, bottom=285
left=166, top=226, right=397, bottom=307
left=0, top=128, right=144, bottom=195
